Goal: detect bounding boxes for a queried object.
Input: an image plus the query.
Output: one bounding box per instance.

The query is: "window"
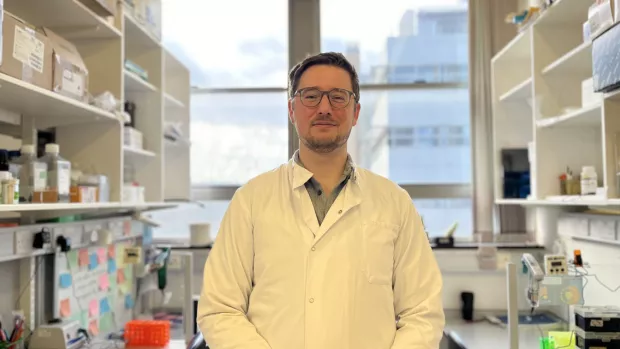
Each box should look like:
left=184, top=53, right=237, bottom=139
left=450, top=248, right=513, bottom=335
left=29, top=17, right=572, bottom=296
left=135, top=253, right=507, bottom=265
left=322, top=0, right=471, bottom=237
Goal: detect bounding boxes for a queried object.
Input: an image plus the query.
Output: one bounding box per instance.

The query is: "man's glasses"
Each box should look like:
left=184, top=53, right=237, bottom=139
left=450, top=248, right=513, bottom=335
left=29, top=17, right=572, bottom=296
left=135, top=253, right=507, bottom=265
left=294, top=87, right=356, bottom=109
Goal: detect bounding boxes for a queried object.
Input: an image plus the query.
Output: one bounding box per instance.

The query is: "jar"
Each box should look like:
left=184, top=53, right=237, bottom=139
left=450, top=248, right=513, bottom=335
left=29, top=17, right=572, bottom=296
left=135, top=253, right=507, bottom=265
left=580, top=166, right=597, bottom=196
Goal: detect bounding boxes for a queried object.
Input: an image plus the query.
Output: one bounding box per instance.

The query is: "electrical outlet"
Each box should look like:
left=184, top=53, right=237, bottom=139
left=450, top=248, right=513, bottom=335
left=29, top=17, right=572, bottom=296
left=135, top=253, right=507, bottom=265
left=14, top=230, right=34, bottom=255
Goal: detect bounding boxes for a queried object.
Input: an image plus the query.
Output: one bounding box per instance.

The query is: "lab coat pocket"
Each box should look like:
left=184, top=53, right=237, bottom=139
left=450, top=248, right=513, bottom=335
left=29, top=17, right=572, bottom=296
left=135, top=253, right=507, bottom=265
left=362, top=221, right=398, bottom=285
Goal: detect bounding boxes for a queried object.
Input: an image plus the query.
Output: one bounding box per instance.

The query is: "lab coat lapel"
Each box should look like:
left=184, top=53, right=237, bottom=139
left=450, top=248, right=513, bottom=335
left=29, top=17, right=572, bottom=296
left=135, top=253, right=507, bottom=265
left=289, top=160, right=319, bottom=240
left=313, top=173, right=362, bottom=244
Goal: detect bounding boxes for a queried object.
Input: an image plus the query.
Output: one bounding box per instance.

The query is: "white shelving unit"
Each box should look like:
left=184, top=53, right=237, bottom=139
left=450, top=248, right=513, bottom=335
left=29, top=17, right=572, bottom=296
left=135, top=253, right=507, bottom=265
left=0, top=0, right=191, bottom=214
left=491, top=0, right=620, bottom=208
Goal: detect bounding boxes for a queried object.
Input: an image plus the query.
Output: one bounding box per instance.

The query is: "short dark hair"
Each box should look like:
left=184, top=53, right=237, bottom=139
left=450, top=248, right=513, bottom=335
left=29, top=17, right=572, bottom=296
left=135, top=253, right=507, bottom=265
left=288, top=52, right=360, bottom=103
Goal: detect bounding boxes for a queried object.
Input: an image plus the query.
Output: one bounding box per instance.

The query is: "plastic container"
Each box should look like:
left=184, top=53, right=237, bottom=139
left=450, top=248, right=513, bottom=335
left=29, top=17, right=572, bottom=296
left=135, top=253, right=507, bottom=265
left=14, top=145, right=48, bottom=203
left=581, top=166, right=598, bottom=196
left=39, top=144, right=71, bottom=203
left=124, top=320, right=170, bottom=347
left=0, top=171, right=12, bottom=204
left=575, top=306, right=620, bottom=333
left=576, top=327, right=620, bottom=349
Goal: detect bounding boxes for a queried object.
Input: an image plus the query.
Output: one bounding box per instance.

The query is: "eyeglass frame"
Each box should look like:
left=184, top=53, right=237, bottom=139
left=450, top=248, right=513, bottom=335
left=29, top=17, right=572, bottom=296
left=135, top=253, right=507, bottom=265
left=292, top=87, right=358, bottom=109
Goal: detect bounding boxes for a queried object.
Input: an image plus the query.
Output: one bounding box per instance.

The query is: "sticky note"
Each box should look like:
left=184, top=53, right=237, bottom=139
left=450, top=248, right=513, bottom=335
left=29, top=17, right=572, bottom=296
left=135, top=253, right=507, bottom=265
left=108, top=245, right=115, bottom=258
left=125, top=265, right=133, bottom=280
left=100, top=297, right=110, bottom=314
left=78, top=249, right=89, bottom=266
left=123, top=220, right=131, bottom=235
left=67, top=250, right=78, bottom=270
left=99, top=273, right=109, bottom=291
left=109, top=274, right=117, bottom=291
left=116, top=245, right=125, bottom=269
left=89, top=320, right=99, bottom=336
left=89, top=299, right=99, bottom=317
left=124, top=294, right=134, bottom=309
left=89, top=253, right=98, bottom=270
left=97, top=248, right=106, bottom=263
left=117, top=269, right=125, bottom=284
left=100, top=313, right=113, bottom=333
left=107, top=259, right=117, bottom=274
left=59, top=273, right=72, bottom=288
left=118, top=283, right=129, bottom=294
left=60, top=298, right=71, bottom=317
left=123, top=247, right=141, bottom=264
left=80, top=310, right=88, bottom=328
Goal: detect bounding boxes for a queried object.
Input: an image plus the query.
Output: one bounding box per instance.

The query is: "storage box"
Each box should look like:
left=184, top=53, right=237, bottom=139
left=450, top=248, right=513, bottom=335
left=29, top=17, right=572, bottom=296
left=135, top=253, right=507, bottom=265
left=582, top=77, right=604, bottom=107
left=589, top=0, right=615, bottom=40
left=78, top=0, right=116, bottom=17
left=575, top=328, right=620, bottom=349
left=575, top=306, right=620, bottom=333
left=593, top=21, right=620, bottom=92
left=41, top=28, right=89, bottom=102
left=124, top=127, right=143, bottom=149
left=0, top=11, right=52, bottom=90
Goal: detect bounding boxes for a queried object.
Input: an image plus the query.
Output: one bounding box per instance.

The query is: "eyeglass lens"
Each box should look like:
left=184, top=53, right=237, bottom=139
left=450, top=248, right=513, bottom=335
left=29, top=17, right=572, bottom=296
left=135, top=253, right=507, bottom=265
left=300, top=88, right=350, bottom=108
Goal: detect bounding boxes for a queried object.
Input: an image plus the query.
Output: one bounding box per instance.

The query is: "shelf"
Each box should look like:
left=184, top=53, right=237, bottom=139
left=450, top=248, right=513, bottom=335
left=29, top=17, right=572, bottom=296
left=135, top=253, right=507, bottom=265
left=497, top=197, right=620, bottom=207
left=0, top=202, right=176, bottom=214
left=535, top=0, right=592, bottom=27
left=165, top=138, right=191, bottom=148
left=0, top=73, right=118, bottom=129
left=542, top=42, right=592, bottom=77
left=3, top=0, right=122, bottom=40
left=491, top=30, right=531, bottom=63
left=499, top=78, right=532, bottom=102
left=124, top=70, right=157, bottom=93
left=536, top=104, right=602, bottom=128
left=165, top=94, right=185, bottom=109
left=123, top=146, right=156, bottom=162
left=562, top=234, right=620, bottom=247
left=124, top=12, right=161, bottom=49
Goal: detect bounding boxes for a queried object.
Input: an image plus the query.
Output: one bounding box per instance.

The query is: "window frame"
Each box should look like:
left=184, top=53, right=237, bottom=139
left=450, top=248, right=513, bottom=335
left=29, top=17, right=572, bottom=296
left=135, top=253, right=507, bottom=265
left=190, top=0, right=473, bottom=232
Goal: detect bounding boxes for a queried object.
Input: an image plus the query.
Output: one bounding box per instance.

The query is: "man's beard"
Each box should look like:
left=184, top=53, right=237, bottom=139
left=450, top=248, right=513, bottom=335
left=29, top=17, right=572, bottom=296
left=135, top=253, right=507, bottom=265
left=300, top=128, right=351, bottom=154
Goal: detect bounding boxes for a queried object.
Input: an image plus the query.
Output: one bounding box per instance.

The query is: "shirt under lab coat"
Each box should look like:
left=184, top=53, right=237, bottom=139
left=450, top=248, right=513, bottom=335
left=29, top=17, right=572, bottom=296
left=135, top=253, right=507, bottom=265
left=197, top=159, right=445, bottom=349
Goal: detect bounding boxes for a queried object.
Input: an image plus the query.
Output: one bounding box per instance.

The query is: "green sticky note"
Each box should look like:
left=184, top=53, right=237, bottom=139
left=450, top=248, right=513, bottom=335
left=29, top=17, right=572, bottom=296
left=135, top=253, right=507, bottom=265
left=80, top=310, right=88, bottom=329
left=67, top=250, right=78, bottom=270
left=100, top=313, right=113, bottom=333
left=119, top=283, right=129, bottom=294
left=108, top=275, right=117, bottom=292
left=124, top=265, right=133, bottom=280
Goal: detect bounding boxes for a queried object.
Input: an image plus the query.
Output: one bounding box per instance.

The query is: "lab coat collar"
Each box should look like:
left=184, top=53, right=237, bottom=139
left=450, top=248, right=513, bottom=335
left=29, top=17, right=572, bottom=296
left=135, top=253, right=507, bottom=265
left=289, top=153, right=360, bottom=191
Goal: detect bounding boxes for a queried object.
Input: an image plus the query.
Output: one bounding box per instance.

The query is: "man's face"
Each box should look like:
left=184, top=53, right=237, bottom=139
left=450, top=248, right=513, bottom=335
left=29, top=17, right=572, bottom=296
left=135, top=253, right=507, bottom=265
left=288, top=65, right=360, bottom=154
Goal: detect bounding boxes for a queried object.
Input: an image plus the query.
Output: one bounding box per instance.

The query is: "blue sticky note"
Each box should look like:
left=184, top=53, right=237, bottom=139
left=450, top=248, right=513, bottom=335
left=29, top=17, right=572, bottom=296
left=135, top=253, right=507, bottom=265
left=59, top=273, right=72, bottom=288
left=107, top=259, right=117, bottom=274
left=100, top=297, right=110, bottom=314
left=89, top=253, right=98, bottom=270
left=124, top=294, right=134, bottom=309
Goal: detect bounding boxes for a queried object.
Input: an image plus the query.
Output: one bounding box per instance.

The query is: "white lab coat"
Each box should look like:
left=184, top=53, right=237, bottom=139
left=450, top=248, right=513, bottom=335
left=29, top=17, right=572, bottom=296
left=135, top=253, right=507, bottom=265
left=197, top=159, right=444, bottom=349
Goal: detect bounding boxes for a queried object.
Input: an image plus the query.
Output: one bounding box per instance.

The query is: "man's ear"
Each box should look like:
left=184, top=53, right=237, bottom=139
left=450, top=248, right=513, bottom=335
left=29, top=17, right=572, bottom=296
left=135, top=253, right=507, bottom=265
left=352, top=102, right=361, bottom=127
left=288, top=99, right=295, bottom=124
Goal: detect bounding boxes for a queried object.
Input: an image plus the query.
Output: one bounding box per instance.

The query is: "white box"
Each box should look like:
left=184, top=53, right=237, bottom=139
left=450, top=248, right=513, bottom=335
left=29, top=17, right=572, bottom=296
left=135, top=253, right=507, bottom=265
left=582, top=77, right=603, bottom=107
left=124, top=127, right=143, bottom=149
left=588, top=0, right=615, bottom=40
left=122, top=184, right=145, bottom=203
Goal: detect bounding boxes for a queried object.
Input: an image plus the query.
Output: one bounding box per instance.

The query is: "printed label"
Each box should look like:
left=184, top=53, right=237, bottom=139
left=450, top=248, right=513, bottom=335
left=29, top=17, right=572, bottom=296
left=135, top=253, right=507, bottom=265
left=13, top=26, right=44, bottom=74
left=58, top=163, right=71, bottom=196
left=33, top=163, right=47, bottom=190
left=61, top=69, right=84, bottom=97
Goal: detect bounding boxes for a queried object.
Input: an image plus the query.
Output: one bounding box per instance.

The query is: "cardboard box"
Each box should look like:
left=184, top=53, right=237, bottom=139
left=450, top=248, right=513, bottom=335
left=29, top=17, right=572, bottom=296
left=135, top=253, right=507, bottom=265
left=78, top=0, right=116, bottom=17
left=588, top=0, right=615, bottom=40
left=41, top=28, right=89, bottom=102
left=0, top=11, right=52, bottom=90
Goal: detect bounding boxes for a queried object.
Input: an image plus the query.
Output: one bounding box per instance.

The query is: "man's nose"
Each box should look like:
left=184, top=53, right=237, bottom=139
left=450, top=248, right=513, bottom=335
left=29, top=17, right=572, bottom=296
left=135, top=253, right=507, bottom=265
left=317, top=94, right=333, bottom=113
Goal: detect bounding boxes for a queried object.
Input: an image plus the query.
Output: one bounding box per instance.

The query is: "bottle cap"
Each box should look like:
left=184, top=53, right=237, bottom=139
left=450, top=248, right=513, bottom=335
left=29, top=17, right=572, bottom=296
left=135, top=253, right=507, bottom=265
left=21, top=144, right=35, bottom=154
left=0, top=171, right=12, bottom=181
left=45, top=143, right=60, bottom=154
left=0, top=150, right=8, bottom=171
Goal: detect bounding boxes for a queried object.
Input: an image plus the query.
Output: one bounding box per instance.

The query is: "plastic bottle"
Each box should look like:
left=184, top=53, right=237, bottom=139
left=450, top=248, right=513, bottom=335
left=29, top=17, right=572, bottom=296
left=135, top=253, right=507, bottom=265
left=39, top=144, right=71, bottom=203
left=0, top=151, right=18, bottom=204
left=15, top=145, right=48, bottom=203
left=580, top=166, right=598, bottom=196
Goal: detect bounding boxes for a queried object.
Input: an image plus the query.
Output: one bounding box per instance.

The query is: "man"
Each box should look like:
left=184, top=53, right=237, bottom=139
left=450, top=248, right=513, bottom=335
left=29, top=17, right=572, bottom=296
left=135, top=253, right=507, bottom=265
left=198, top=52, right=444, bottom=349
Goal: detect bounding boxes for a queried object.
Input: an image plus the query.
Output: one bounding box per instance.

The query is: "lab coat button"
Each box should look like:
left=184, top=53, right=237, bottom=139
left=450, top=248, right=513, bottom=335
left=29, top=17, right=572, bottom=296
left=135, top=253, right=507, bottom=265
left=338, top=210, right=342, bottom=214
left=309, top=298, right=314, bottom=303
left=311, top=247, right=316, bottom=251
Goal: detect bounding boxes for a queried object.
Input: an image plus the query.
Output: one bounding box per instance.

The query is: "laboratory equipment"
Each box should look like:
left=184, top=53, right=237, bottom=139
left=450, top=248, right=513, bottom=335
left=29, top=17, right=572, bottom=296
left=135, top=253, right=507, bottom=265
left=575, top=306, right=620, bottom=333
left=544, top=254, right=568, bottom=275
left=29, top=321, right=85, bottom=349
left=522, top=253, right=545, bottom=312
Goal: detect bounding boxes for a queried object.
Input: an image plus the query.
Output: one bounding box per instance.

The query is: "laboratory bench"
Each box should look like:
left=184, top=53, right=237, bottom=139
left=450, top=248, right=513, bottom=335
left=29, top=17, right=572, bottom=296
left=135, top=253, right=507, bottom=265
left=442, top=311, right=552, bottom=349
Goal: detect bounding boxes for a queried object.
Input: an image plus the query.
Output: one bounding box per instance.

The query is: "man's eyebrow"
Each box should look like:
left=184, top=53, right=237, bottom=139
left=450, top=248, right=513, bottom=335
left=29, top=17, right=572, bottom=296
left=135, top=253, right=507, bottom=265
left=298, top=85, right=319, bottom=90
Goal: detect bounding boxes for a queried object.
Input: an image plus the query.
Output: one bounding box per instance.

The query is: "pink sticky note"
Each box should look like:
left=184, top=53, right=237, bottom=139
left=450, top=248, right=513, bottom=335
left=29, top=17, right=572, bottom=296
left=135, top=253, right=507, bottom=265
left=97, top=248, right=106, bottom=263
left=60, top=298, right=71, bottom=317
left=108, top=245, right=115, bottom=258
left=99, top=273, right=109, bottom=291
left=78, top=249, right=89, bottom=266
left=89, top=320, right=99, bottom=336
left=117, top=269, right=125, bottom=283
left=89, top=299, right=99, bottom=317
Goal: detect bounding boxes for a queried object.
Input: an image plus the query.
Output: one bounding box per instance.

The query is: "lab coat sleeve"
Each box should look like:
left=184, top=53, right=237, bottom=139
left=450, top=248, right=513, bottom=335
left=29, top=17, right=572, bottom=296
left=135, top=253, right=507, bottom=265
left=197, top=188, right=271, bottom=349
left=391, top=197, right=445, bottom=349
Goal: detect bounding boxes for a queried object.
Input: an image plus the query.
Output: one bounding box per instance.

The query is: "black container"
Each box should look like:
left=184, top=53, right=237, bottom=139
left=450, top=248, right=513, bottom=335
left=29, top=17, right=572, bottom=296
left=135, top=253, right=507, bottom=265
left=576, top=328, right=620, bottom=349
left=575, top=306, right=620, bottom=333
